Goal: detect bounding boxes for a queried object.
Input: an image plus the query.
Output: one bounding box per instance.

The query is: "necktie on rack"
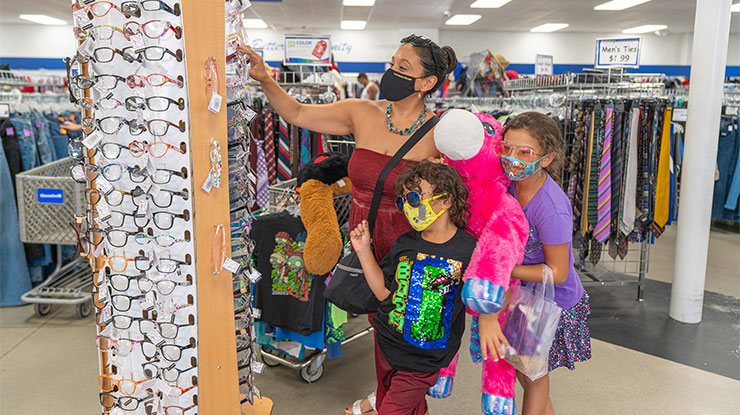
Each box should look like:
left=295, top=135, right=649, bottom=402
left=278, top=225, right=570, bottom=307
left=568, top=108, right=587, bottom=232
left=620, top=107, right=640, bottom=236
left=277, top=115, right=292, bottom=181
left=608, top=106, right=625, bottom=259
left=290, top=124, right=300, bottom=176
left=255, top=140, right=269, bottom=209
left=654, top=107, right=673, bottom=228
left=594, top=106, right=613, bottom=243
left=581, top=109, right=597, bottom=237
left=647, top=105, right=663, bottom=236
left=300, top=128, right=310, bottom=169
left=586, top=107, right=603, bottom=231
left=263, top=110, right=277, bottom=185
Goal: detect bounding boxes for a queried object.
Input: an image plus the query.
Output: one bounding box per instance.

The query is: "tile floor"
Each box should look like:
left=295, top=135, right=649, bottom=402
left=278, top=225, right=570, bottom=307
left=1, top=226, right=738, bottom=414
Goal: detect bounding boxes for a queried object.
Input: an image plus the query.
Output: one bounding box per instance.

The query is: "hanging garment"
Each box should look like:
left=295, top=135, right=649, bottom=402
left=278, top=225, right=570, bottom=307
left=251, top=211, right=326, bottom=335
left=712, top=116, right=740, bottom=221
left=263, top=110, right=277, bottom=185
left=621, top=107, right=640, bottom=235
left=255, top=140, right=270, bottom=209
left=654, top=107, right=674, bottom=227
left=0, top=139, right=32, bottom=306
left=608, top=105, right=626, bottom=259
left=581, top=110, right=597, bottom=237
left=277, top=115, right=292, bottom=181
left=300, top=128, right=310, bottom=169
left=594, top=106, right=613, bottom=243
left=1, top=119, right=22, bottom=197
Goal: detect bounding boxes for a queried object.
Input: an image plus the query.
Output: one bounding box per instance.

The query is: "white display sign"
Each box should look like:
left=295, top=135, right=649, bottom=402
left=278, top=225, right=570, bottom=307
left=595, top=37, right=641, bottom=68
left=0, top=103, right=9, bottom=119
left=284, top=35, right=332, bottom=66
left=672, top=108, right=688, bottom=122
left=535, top=54, right=553, bottom=76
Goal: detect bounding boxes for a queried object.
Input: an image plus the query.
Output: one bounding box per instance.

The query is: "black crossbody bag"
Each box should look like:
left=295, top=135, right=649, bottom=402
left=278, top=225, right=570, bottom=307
left=324, top=116, right=439, bottom=314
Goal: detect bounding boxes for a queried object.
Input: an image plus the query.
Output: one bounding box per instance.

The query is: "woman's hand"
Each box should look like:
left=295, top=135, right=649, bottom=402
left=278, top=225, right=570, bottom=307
left=478, top=312, right=510, bottom=361
left=237, top=45, right=270, bottom=83
left=350, top=220, right=372, bottom=254
left=61, top=121, right=83, bottom=132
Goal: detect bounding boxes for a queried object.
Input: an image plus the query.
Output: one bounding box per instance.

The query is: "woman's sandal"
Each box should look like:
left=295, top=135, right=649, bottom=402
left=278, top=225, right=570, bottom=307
left=345, top=392, right=376, bottom=415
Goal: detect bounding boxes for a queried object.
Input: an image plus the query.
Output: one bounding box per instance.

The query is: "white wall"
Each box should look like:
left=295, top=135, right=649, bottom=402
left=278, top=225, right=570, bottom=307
left=1, top=22, right=738, bottom=68
left=0, top=24, right=77, bottom=58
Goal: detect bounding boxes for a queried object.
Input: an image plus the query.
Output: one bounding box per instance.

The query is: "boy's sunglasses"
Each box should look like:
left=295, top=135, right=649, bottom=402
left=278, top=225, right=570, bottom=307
left=395, top=192, right=447, bottom=213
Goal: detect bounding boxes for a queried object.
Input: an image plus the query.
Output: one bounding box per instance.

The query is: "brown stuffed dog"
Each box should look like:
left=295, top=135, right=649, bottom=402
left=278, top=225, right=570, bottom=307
left=297, top=153, right=352, bottom=275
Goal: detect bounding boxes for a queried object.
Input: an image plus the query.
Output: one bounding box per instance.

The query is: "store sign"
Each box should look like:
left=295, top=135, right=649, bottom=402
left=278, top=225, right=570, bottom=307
left=284, top=35, right=332, bottom=66
left=595, top=37, right=641, bottom=68
left=672, top=108, right=688, bottom=122
left=37, top=188, right=64, bottom=204
left=535, top=54, right=553, bottom=76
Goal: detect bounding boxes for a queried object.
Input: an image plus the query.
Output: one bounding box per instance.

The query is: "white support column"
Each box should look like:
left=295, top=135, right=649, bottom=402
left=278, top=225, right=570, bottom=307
left=669, top=0, right=733, bottom=323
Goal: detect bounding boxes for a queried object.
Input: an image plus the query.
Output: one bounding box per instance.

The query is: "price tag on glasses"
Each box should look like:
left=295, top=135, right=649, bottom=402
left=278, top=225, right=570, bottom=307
left=82, top=130, right=103, bottom=149
left=96, top=177, right=113, bottom=193
left=223, top=257, right=241, bottom=274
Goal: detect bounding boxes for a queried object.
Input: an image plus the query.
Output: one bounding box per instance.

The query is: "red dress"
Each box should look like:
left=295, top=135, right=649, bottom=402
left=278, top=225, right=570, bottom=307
left=348, top=148, right=416, bottom=263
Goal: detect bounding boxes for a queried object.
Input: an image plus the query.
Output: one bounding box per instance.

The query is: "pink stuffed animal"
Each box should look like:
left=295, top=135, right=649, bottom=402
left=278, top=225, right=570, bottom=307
left=427, top=109, right=529, bottom=415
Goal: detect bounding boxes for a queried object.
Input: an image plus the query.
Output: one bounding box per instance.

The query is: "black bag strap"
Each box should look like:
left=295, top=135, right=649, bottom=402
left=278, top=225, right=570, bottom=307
left=367, top=116, right=439, bottom=235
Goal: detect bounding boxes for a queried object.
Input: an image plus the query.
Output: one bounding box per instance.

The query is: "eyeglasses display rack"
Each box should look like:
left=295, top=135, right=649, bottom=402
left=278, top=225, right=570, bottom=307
left=67, top=0, right=248, bottom=413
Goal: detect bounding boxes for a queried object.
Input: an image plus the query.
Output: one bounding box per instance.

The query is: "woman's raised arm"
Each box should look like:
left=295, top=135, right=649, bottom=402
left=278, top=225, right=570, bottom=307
left=239, top=45, right=361, bottom=136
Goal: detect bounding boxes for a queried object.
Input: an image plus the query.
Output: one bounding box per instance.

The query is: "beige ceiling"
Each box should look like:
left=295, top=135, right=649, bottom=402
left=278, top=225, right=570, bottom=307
left=1, top=0, right=739, bottom=33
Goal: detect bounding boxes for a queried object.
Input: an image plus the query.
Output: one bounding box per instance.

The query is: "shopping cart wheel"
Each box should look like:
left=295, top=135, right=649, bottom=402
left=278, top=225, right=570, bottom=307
left=299, top=362, right=324, bottom=383
left=76, top=301, right=92, bottom=318
left=260, top=348, right=280, bottom=368
left=34, top=303, right=52, bottom=316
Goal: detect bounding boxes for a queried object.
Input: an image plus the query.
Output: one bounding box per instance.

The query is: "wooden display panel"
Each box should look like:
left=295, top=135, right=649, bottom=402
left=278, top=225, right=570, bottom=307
left=181, top=0, right=240, bottom=414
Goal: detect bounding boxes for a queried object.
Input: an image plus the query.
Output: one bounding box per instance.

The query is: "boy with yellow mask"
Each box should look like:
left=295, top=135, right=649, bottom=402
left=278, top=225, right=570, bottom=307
left=350, top=161, right=476, bottom=415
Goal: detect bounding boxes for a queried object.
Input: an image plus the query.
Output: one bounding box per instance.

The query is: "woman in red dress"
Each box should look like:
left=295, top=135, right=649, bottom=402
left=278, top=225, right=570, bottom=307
left=240, top=35, right=458, bottom=415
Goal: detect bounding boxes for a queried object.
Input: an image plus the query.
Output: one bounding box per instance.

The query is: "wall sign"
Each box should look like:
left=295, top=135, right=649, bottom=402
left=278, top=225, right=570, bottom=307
left=535, top=54, right=553, bottom=76
left=37, top=188, right=64, bottom=204
left=284, top=35, right=332, bottom=66
left=595, top=37, right=641, bottom=68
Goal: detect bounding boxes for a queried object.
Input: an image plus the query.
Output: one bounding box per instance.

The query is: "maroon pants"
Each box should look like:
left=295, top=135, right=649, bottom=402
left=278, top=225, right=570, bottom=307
left=374, top=338, right=440, bottom=415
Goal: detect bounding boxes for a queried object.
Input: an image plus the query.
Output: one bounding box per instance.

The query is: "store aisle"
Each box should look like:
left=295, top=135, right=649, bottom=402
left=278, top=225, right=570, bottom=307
left=1, top=228, right=738, bottom=415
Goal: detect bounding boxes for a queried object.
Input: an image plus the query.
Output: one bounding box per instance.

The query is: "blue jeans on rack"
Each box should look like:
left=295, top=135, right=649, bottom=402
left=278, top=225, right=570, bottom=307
left=46, top=115, right=69, bottom=159
left=11, top=116, right=40, bottom=171
left=0, top=139, right=32, bottom=306
left=723, top=115, right=740, bottom=212
left=31, top=111, right=56, bottom=163
left=712, top=116, right=740, bottom=221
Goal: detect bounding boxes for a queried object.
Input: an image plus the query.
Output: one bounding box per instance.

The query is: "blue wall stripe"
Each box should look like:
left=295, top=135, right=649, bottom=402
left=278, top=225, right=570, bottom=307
left=4, top=56, right=737, bottom=78
left=0, top=57, right=67, bottom=70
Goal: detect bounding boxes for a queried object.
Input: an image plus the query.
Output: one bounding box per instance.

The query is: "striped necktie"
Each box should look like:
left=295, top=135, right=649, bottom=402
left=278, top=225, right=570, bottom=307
left=263, top=110, right=277, bottom=185
left=608, top=106, right=625, bottom=259
left=586, top=107, right=603, bottom=232
left=277, top=115, right=292, bottom=181
left=594, top=107, right=613, bottom=243
left=255, top=140, right=269, bottom=208
left=300, top=128, right=310, bottom=169
left=581, top=109, right=596, bottom=237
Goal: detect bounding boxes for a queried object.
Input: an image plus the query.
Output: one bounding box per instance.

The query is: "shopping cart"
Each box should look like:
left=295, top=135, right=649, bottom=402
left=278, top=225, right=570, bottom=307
left=16, top=157, right=93, bottom=318
left=258, top=173, right=374, bottom=383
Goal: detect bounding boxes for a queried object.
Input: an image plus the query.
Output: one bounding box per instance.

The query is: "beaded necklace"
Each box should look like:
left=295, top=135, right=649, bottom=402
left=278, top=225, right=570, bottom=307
left=385, top=103, right=427, bottom=136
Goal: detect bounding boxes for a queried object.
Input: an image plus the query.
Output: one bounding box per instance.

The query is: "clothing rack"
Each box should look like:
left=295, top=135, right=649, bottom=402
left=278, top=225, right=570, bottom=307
left=0, top=69, right=66, bottom=91
left=434, top=77, right=683, bottom=301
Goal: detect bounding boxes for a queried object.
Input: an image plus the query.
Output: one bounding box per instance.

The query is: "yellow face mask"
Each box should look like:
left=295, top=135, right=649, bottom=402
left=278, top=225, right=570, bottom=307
left=396, top=192, right=448, bottom=231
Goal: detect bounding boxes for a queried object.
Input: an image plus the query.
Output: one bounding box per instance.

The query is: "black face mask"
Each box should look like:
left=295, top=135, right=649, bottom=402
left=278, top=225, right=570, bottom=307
left=379, top=69, right=418, bottom=101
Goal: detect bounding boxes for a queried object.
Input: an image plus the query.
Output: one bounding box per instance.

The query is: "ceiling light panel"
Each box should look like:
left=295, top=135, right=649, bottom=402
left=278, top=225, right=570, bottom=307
left=18, top=14, right=67, bottom=25
left=470, top=0, right=512, bottom=8
left=622, top=24, right=667, bottom=33
left=445, top=14, right=482, bottom=25
left=530, top=23, right=569, bottom=32
left=343, top=0, right=375, bottom=6
left=341, top=20, right=367, bottom=30
left=594, top=0, right=651, bottom=11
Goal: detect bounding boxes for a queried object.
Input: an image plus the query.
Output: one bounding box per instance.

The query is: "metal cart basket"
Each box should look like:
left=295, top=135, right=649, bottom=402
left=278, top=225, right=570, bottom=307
left=16, top=157, right=93, bottom=318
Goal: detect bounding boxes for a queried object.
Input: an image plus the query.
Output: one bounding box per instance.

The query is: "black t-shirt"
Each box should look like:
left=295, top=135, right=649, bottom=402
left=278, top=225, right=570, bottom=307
left=251, top=211, right=325, bottom=335
left=372, top=228, right=477, bottom=373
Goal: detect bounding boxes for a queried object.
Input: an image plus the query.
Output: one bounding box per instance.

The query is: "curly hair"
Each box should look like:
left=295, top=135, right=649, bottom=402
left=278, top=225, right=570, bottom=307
left=394, top=161, right=470, bottom=229
left=502, top=111, right=565, bottom=183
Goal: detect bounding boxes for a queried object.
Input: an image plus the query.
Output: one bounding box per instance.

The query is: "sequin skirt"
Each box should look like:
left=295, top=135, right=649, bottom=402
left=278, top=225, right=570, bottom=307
left=548, top=292, right=592, bottom=372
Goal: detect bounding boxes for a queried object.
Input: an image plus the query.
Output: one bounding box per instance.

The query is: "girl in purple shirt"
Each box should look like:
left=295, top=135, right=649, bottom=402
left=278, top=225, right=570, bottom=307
left=479, top=112, right=591, bottom=415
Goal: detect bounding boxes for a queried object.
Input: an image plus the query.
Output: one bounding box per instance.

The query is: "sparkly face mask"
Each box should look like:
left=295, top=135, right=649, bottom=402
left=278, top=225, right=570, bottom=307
left=397, top=192, right=448, bottom=231
left=501, top=155, right=548, bottom=181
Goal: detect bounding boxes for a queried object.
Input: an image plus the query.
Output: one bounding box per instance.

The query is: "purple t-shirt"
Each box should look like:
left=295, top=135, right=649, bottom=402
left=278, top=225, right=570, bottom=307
left=508, top=174, right=584, bottom=310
